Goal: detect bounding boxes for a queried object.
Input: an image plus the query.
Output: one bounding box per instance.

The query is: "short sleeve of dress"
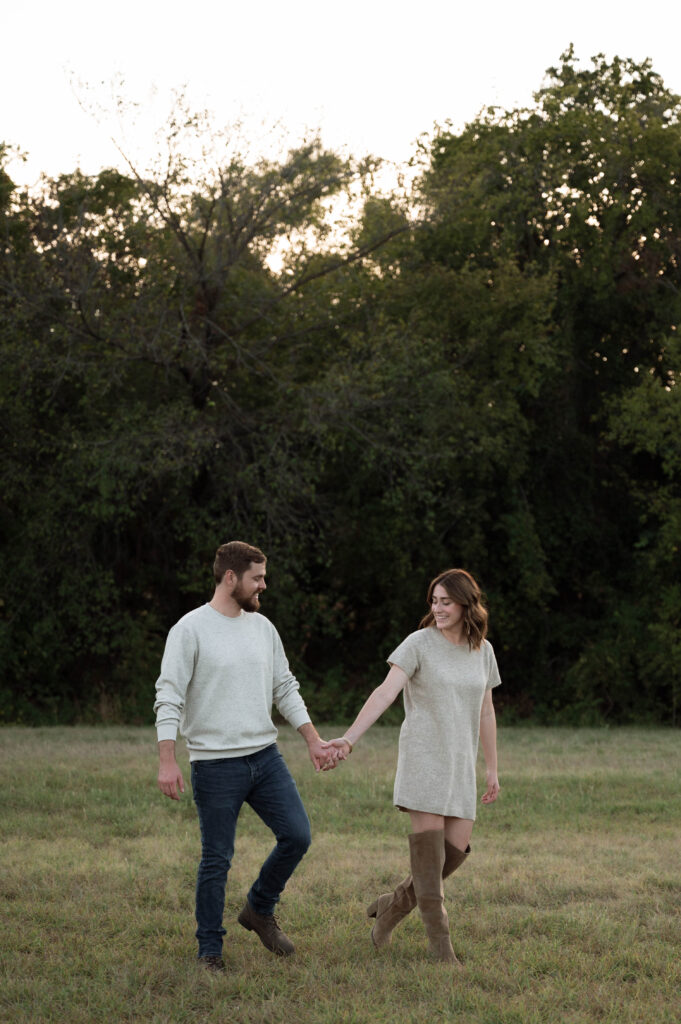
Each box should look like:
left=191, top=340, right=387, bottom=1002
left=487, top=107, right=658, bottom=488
left=485, top=640, right=502, bottom=690
left=387, top=632, right=421, bottom=679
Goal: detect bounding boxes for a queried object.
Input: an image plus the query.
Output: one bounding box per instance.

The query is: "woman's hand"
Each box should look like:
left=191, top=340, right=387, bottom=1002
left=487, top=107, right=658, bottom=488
left=481, top=771, right=500, bottom=804
left=321, top=737, right=352, bottom=760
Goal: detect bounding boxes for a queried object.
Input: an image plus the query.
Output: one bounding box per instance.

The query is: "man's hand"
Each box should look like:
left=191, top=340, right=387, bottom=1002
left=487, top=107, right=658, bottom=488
left=297, top=723, right=342, bottom=772
left=307, top=735, right=343, bottom=772
left=158, top=739, right=185, bottom=800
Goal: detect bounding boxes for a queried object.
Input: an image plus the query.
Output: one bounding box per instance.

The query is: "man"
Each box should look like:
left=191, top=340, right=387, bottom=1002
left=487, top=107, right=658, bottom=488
left=154, top=540, right=337, bottom=974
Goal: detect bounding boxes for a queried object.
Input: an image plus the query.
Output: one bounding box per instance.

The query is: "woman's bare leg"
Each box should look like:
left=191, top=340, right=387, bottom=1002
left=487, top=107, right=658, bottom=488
left=443, top=816, right=473, bottom=852
left=408, top=811, right=473, bottom=852
left=408, top=810, right=444, bottom=833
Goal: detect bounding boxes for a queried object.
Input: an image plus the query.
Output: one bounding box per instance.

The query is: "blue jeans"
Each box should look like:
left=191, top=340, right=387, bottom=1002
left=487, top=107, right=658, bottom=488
left=190, top=744, right=311, bottom=957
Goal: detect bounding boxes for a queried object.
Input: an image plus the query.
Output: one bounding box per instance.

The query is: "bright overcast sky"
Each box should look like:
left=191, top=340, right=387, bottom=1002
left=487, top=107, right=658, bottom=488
left=3, top=0, right=680, bottom=187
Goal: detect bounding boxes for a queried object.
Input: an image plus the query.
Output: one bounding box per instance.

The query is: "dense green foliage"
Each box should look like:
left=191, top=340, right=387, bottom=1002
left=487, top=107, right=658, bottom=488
left=1, top=50, right=680, bottom=724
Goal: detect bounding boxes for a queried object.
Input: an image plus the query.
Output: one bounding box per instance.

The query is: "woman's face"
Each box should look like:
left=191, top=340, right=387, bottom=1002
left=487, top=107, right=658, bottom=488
left=431, top=584, right=464, bottom=633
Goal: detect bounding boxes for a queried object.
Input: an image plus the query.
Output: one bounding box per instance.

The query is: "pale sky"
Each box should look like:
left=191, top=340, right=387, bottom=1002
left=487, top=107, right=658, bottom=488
left=2, top=0, right=680, bottom=187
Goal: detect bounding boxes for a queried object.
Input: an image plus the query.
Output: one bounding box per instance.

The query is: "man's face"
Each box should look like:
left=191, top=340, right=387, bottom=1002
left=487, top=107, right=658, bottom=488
left=232, top=562, right=267, bottom=612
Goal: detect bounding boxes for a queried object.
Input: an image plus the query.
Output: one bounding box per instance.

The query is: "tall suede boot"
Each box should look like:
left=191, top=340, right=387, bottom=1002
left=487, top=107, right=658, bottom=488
left=410, top=829, right=463, bottom=967
left=367, top=872, right=416, bottom=948
left=367, top=839, right=469, bottom=948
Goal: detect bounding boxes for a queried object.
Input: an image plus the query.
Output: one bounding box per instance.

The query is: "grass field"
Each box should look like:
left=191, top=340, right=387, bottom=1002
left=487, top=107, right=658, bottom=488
left=1, top=725, right=680, bottom=1024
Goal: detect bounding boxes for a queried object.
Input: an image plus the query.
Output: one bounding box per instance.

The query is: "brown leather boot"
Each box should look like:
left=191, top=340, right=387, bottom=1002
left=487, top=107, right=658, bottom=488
left=237, top=900, right=295, bottom=956
left=367, top=840, right=469, bottom=948
left=198, top=954, right=226, bottom=974
left=409, top=829, right=463, bottom=967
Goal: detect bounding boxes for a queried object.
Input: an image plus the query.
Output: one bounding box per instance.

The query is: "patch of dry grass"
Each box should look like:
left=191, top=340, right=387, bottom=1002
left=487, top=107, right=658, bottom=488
left=1, top=725, right=680, bottom=1023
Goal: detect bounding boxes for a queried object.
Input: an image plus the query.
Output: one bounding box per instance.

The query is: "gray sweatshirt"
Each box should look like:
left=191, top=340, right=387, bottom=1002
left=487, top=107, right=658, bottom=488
left=154, top=604, right=311, bottom=760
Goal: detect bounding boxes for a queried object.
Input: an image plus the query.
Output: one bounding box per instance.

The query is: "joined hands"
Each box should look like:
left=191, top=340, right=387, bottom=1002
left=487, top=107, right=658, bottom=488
left=315, top=736, right=352, bottom=771
left=307, top=736, right=353, bottom=772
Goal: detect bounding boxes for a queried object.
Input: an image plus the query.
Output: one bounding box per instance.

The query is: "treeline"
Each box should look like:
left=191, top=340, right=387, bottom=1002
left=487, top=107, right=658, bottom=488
left=2, top=50, right=680, bottom=725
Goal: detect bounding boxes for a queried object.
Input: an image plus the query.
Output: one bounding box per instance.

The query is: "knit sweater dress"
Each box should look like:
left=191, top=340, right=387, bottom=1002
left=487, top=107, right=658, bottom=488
left=388, top=627, right=501, bottom=819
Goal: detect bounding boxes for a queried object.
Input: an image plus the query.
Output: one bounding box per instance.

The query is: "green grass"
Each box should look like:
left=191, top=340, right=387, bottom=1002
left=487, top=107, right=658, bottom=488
left=1, top=726, right=680, bottom=1023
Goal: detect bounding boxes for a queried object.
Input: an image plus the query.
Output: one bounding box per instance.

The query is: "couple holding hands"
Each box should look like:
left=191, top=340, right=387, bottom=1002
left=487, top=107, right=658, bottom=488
left=155, top=542, right=501, bottom=973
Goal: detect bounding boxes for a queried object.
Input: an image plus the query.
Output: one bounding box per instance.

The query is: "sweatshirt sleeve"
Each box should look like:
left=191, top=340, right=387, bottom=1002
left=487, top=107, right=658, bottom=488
left=270, top=626, right=311, bottom=730
left=153, top=620, right=198, bottom=742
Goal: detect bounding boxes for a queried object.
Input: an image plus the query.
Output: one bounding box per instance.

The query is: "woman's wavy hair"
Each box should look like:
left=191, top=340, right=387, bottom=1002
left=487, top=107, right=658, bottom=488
left=419, top=568, right=488, bottom=651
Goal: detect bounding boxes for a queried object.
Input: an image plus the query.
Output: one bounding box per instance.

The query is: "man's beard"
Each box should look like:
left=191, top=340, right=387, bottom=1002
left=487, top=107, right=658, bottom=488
left=233, top=584, right=260, bottom=613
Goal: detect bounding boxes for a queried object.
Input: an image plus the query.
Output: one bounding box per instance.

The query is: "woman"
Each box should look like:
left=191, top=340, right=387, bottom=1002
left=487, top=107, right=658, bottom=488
left=325, top=568, right=501, bottom=967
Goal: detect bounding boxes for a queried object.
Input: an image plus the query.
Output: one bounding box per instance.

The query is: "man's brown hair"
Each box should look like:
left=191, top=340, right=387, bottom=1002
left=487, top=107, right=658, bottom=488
left=213, top=541, right=266, bottom=584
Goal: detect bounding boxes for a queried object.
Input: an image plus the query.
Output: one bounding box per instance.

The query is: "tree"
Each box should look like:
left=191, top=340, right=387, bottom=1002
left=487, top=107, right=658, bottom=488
left=0, top=118, right=406, bottom=721
left=405, top=48, right=681, bottom=719
left=3, top=53, right=681, bottom=725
